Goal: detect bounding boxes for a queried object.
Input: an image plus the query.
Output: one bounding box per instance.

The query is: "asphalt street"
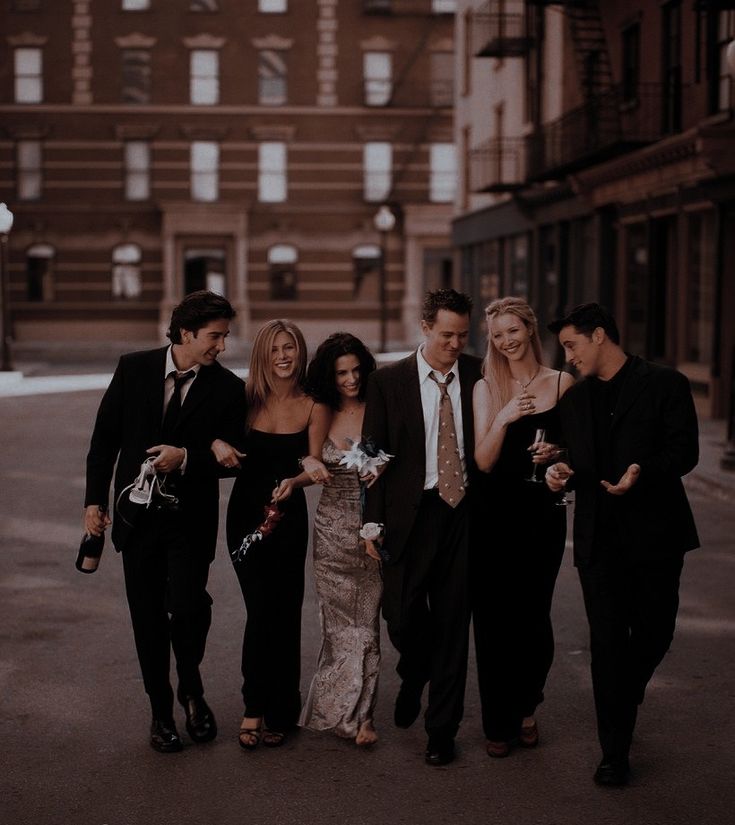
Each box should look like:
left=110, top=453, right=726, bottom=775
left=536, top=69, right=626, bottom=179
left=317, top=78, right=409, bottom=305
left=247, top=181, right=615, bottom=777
left=1, top=388, right=733, bottom=825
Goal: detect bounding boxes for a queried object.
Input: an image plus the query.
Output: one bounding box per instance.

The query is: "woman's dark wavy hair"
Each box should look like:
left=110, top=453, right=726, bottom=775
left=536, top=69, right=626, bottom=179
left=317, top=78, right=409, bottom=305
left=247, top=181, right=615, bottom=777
left=306, top=332, right=376, bottom=410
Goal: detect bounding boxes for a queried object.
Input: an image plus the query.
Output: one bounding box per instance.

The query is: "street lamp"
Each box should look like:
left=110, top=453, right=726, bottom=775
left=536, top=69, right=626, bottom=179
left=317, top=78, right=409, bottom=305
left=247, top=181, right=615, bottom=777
left=0, top=203, right=14, bottom=372
left=373, top=204, right=395, bottom=353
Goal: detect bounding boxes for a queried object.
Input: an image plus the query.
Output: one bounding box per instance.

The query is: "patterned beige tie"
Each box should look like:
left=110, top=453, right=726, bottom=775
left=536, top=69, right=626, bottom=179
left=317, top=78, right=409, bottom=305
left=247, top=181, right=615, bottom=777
left=428, top=372, right=465, bottom=508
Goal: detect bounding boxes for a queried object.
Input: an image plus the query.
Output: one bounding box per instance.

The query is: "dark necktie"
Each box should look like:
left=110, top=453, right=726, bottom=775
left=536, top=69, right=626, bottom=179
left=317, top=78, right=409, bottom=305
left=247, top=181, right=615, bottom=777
left=161, top=370, right=195, bottom=442
left=428, top=372, right=465, bottom=508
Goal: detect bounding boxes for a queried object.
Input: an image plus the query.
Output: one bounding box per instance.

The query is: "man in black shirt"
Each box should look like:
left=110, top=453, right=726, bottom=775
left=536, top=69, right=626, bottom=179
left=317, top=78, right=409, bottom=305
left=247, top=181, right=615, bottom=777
left=547, top=304, right=699, bottom=787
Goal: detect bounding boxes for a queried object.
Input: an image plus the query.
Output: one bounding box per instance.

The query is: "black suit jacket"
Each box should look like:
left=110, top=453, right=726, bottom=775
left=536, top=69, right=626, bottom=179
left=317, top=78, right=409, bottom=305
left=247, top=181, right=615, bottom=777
left=85, top=347, right=246, bottom=556
left=362, top=351, right=483, bottom=564
left=558, top=355, right=700, bottom=567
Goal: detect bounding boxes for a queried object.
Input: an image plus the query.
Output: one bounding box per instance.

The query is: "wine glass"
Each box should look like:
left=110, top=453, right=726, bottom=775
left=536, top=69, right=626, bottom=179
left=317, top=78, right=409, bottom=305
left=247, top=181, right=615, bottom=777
left=526, top=428, right=546, bottom=483
left=554, top=448, right=572, bottom=506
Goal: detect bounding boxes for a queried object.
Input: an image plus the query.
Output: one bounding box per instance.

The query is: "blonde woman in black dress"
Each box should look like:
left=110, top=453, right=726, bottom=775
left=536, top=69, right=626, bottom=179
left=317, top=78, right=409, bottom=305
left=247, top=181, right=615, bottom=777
left=472, top=297, right=574, bottom=758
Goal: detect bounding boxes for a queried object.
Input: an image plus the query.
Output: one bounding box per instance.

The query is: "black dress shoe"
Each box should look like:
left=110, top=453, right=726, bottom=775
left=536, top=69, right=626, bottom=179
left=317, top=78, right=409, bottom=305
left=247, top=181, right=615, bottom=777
left=394, top=682, right=422, bottom=729
left=593, top=758, right=630, bottom=787
left=180, top=695, right=217, bottom=743
left=150, top=718, right=183, bottom=753
left=424, top=737, right=455, bottom=766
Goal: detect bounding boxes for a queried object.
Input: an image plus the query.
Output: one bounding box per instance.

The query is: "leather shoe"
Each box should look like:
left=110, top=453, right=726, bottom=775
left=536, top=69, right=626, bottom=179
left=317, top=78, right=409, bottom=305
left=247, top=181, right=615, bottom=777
left=424, top=737, right=455, bottom=766
left=180, top=695, right=217, bottom=743
left=150, top=718, right=183, bottom=753
left=593, top=758, right=630, bottom=787
left=394, top=682, right=422, bottom=729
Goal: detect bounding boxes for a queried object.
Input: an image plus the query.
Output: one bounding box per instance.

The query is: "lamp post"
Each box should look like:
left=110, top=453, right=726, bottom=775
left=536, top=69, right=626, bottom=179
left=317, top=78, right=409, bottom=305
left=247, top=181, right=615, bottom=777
left=0, top=203, right=14, bottom=373
left=373, top=204, right=395, bottom=353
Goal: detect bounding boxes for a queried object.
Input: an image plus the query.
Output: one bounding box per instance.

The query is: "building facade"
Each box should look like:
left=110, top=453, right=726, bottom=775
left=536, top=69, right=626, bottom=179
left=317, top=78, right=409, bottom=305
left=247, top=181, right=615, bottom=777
left=0, top=0, right=458, bottom=353
left=454, top=0, right=735, bottom=420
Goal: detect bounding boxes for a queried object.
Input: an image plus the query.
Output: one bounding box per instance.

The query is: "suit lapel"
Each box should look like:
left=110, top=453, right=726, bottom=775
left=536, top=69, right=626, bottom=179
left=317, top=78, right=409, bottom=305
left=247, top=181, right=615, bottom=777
left=569, top=379, right=595, bottom=466
left=147, top=348, right=168, bottom=434
left=457, top=354, right=476, bottom=456
left=176, top=362, right=217, bottom=432
left=401, top=353, right=426, bottom=449
left=610, top=356, right=649, bottom=430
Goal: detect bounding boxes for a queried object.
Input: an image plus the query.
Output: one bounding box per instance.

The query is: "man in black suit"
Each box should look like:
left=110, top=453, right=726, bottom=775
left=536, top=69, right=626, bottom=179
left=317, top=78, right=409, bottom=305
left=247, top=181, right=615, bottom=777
left=546, top=303, right=699, bottom=786
left=84, top=291, right=246, bottom=752
left=363, top=289, right=482, bottom=766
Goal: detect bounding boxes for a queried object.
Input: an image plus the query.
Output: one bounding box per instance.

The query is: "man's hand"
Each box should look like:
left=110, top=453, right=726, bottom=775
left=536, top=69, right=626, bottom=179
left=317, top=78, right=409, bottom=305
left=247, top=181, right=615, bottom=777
left=601, top=463, right=640, bottom=496
left=84, top=505, right=111, bottom=537
left=545, top=462, right=573, bottom=493
left=147, top=444, right=186, bottom=473
left=211, top=438, right=246, bottom=469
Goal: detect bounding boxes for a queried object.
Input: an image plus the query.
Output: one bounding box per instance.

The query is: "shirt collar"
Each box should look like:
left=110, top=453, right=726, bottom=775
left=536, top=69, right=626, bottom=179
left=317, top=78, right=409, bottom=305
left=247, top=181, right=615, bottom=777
left=416, top=344, right=459, bottom=384
left=165, top=345, right=201, bottom=379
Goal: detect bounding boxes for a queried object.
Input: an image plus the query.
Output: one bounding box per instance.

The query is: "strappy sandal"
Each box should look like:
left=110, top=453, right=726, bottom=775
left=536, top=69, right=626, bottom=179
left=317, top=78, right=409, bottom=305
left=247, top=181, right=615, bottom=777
left=238, top=727, right=261, bottom=751
left=262, top=729, right=286, bottom=748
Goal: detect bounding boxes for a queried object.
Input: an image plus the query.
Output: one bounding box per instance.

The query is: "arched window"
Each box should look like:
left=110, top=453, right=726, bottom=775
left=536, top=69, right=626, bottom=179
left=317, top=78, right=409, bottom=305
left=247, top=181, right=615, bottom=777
left=268, top=244, right=298, bottom=300
left=26, top=243, right=55, bottom=302
left=112, top=243, right=142, bottom=299
left=352, top=244, right=381, bottom=300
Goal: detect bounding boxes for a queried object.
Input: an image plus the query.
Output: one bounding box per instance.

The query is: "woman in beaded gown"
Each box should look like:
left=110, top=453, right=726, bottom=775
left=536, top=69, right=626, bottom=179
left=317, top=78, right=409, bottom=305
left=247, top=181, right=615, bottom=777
left=212, top=319, right=331, bottom=750
left=472, top=297, right=575, bottom=759
left=299, top=333, right=382, bottom=746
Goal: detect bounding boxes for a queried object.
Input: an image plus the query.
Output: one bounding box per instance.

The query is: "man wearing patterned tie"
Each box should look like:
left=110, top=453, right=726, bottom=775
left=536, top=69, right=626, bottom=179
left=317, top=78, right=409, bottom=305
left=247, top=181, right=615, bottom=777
left=83, top=291, right=246, bottom=753
left=363, top=289, right=482, bottom=766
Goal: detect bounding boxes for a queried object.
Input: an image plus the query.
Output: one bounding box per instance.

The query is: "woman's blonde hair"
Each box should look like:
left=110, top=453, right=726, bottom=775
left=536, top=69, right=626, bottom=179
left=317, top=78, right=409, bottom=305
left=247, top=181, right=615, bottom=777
left=246, top=319, right=307, bottom=426
left=482, top=297, right=544, bottom=417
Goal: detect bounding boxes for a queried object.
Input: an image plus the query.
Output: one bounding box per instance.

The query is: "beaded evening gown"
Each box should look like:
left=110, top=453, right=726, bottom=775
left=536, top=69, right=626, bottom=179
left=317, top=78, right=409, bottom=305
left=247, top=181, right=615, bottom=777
left=472, top=375, right=567, bottom=743
left=226, top=427, right=309, bottom=731
left=299, top=438, right=382, bottom=738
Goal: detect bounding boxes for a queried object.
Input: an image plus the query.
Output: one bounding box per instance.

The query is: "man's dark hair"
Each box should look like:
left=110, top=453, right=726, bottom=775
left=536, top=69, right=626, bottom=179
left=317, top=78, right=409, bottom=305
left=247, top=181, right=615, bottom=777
left=421, top=288, right=473, bottom=325
left=305, top=332, right=376, bottom=410
left=167, top=290, right=236, bottom=344
left=548, top=302, right=620, bottom=345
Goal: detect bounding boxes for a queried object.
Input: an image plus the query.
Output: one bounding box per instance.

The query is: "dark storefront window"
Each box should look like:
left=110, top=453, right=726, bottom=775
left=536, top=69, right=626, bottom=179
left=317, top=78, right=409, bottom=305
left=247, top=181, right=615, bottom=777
left=686, top=212, right=715, bottom=364
left=662, top=1, right=682, bottom=133
left=625, top=223, right=649, bottom=356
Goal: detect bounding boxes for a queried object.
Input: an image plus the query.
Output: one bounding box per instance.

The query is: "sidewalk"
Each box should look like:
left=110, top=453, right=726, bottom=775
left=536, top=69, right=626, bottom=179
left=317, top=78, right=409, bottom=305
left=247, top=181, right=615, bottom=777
left=2, top=360, right=733, bottom=500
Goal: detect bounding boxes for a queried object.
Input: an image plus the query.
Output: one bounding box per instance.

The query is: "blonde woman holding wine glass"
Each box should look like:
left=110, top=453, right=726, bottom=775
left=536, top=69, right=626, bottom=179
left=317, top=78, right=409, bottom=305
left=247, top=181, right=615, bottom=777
left=472, top=297, right=574, bottom=759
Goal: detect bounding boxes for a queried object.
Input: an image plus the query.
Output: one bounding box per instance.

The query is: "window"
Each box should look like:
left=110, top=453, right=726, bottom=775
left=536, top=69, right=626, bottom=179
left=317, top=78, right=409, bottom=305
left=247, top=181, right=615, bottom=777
left=430, top=143, right=456, bottom=203
left=430, top=51, right=453, bottom=106
left=14, top=48, right=43, bottom=103
left=122, top=0, right=150, bottom=9
left=124, top=141, right=150, bottom=201
left=17, top=140, right=42, bottom=200
left=259, top=0, right=287, bottom=11
left=122, top=50, right=151, bottom=103
left=258, top=142, right=287, bottom=202
left=191, top=49, right=219, bottom=105
left=258, top=50, right=287, bottom=105
left=662, top=0, right=682, bottom=133
left=433, top=0, right=456, bottom=12
left=686, top=212, right=715, bottom=364
left=26, top=244, right=54, bottom=302
left=191, top=141, right=219, bottom=201
left=714, top=11, right=735, bottom=112
left=364, top=52, right=392, bottom=106
left=352, top=244, right=381, bottom=300
left=190, top=0, right=218, bottom=10
left=185, top=248, right=226, bottom=295
left=268, top=245, right=298, bottom=300
left=112, top=244, right=143, bottom=300
left=621, top=23, right=640, bottom=103
left=363, top=142, right=392, bottom=202
left=12, top=0, right=42, bottom=10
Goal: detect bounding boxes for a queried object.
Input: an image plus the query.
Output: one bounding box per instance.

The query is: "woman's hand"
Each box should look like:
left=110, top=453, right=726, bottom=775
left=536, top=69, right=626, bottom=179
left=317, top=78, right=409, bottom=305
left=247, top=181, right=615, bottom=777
left=301, top=456, right=333, bottom=486
left=272, top=478, right=296, bottom=503
left=545, top=461, right=573, bottom=492
left=497, top=390, right=537, bottom=427
left=211, top=438, right=246, bottom=469
left=531, top=441, right=558, bottom=464
left=363, top=538, right=382, bottom=561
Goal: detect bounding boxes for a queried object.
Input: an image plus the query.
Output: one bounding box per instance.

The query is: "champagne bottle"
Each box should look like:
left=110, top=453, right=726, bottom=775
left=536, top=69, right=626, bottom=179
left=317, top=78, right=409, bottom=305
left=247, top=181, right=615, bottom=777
left=76, top=507, right=107, bottom=574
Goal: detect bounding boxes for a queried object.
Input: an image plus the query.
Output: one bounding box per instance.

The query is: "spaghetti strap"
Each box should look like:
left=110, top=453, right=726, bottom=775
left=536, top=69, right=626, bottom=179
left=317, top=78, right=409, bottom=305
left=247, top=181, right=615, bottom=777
left=556, top=370, right=562, bottom=403
left=306, top=398, right=317, bottom=423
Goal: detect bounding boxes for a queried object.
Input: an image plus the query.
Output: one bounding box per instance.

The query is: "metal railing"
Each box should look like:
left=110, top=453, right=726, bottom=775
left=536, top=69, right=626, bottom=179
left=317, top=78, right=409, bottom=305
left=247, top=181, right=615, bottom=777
left=526, top=83, right=668, bottom=180
left=471, top=2, right=531, bottom=58
left=469, top=138, right=525, bottom=192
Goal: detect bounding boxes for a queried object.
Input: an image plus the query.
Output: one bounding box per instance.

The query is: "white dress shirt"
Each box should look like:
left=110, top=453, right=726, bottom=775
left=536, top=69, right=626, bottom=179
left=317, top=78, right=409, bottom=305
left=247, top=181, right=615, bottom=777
left=416, top=345, right=467, bottom=490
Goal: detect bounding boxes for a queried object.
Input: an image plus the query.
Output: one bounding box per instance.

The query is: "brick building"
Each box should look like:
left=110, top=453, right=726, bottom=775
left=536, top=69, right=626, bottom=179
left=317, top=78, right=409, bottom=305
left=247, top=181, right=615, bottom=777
left=454, top=0, right=735, bottom=421
left=0, top=0, right=457, bottom=354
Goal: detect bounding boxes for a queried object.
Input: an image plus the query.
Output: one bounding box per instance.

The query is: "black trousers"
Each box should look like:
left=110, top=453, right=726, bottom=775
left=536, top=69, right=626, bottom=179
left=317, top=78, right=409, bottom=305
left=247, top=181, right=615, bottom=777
left=578, top=539, right=684, bottom=762
left=121, top=509, right=213, bottom=720
left=382, top=490, right=471, bottom=741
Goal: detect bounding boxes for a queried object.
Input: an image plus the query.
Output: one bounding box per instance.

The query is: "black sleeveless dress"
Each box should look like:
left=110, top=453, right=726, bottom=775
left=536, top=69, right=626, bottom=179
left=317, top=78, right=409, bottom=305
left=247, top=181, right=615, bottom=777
left=226, top=427, right=309, bottom=730
left=472, top=375, right=567, bottom=743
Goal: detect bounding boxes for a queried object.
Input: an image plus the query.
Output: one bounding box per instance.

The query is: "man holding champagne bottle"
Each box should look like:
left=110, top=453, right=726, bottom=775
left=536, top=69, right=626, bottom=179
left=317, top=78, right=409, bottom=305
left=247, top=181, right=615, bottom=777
left=83, top=291, right=246, bottom=753
left=546, top=303, right=699, bottom=787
